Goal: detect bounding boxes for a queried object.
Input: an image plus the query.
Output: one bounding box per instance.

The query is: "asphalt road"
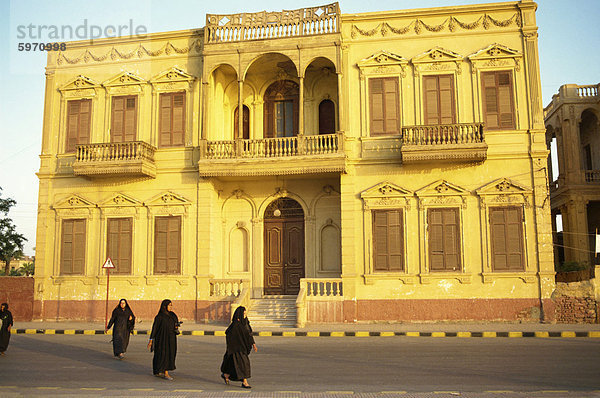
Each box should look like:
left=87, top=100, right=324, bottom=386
left=0, top=334, right=599, bottom=397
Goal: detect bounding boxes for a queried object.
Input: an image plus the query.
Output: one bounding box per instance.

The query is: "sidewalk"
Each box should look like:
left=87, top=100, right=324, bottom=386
left=12, top=320, right=600, bottom=337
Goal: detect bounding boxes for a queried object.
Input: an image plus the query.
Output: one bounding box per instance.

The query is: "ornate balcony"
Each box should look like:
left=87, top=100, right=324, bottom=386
left=585, top=170, right=600, bottom=183
left=198, top=133, right=345, bottom=176
left=72, top=141, right=157, bottom=178
left=401, top=123, right=487, bottom=164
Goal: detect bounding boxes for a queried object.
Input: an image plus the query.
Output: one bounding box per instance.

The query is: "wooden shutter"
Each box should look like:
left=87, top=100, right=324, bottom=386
left=424, top=75, right=455, bottom=125
left=159, top=92, right=185, bottom=147
left=107, top=218, right=132, bottom=274
left=428, top=208, right=461, bottom=271
left=111, top=96, right=137, bottom=143
left=482, top=71, right=515, bottom=130
left=372, top=210, right=404, bottom=271
left=234, top=105, right=250, bottom=139
left=60, top=219, right=86, bottom=275
left=154, top=216, right=181, bottom=274
left=490, top=207, right=524, bottom=271
left=369, top=77, right=399, bottom=136
left=66, top=99, right=91, bottom=152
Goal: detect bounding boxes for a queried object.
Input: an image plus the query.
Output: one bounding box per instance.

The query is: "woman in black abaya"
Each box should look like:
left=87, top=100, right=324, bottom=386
left=147, top=299, right=179, bottom=380
left=0, top=303, right=13, bottom=355
left=220, top=306, right=257, bottom=389
left=106, top=298, right=135, bottom=359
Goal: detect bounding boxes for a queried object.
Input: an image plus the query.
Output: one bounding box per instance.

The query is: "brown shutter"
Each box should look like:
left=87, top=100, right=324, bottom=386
left=111, top=96, right=124, bottom=143
left=438, top=75, right=455, bottom=124
left=234, top=106, right=250, bottom=139
left=124, top=97, right=137, bottom=142
left=372, top=210, right=404, bottom=271
left=159, top=93, right=186, bottom=147
left=428, top=208, right=461, bottom=271
left=61, top=219, right=86, bottom=275
left=383, top=78, right=399, bottom=135
left=424, top=76, right=439, bottom=125
left=107, top=218, right=132, bottom=274
left=424, top=75, right=455, bottom=125
left=369, top=78, right=385, bottom=135
left=66, top=99, right=91, bottom=152
left=482, top=71, right=514, bottom=130
left=490, top=207, right=524, bottom=271
left=264, top=99, right=273, bottom=138
left=172, top=93, right=185, bottom=146
left=154, top=216, right=181, bottom=274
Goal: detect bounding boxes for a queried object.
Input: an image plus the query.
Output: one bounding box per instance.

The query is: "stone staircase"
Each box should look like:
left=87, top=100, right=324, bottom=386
left=246, top=296, right=297, bottom=328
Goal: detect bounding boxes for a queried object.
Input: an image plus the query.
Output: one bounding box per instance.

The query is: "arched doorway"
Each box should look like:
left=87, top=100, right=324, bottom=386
left=264, top=80, right=299, bottom=138
left=319, top=99, right=335, bottom=134
left=264, top=197, right=305, bottom=295
left=234, top=105, right=250, bottom=139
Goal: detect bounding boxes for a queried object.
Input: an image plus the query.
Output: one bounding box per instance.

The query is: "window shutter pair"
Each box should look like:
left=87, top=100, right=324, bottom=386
left=482, top=71, right=515, bottom=129
left=60, top=219, right=86, bottom=274
left=66, top=99, right=91, bottom=152
left=369, top=77, right=399, bottom=136
left=107, top=218, right=132, bottom=274
left=154, top=216, right=181, bottom=274
left=423, top=75, right=455, bottom=125
left=428, top=208, right=461, bottom=271
left=111, top=96, right=137, bottom=143
left=159, top=92, right=185, bottom=147
left=372, top=210, right=404, bottom=271
left=489, top=207, right=524, bottom=271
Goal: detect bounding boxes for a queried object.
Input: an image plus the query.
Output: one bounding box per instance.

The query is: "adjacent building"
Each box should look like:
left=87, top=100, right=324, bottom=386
left=34, top=0, right=554, bottom=324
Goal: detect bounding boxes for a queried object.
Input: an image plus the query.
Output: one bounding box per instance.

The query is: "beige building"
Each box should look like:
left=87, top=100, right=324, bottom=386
left=34, top=0, right=555, bottom=324
left=545, top=84, right=600, bottom=268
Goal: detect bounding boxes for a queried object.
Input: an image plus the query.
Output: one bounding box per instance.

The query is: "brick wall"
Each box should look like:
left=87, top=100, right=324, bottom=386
left=554, top=296, right=598, bottom=323
left=0, top=277, right=34, bottom=321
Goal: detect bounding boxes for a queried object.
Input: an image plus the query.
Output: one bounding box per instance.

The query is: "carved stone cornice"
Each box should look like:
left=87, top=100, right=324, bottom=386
left=360, top=182, right=413, bottom=210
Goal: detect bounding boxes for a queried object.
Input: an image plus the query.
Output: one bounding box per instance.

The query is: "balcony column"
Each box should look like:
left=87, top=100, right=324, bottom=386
left=337, top=72, right=343, bottom=132
left=299, top=76, right=304, bottom=135
left=237, top=79, right=243, bottom=156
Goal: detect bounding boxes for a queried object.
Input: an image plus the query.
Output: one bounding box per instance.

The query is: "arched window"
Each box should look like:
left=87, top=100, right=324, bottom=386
left=234, top=105, right=250, bottom=139
left=264, top=80, right=299, bottom=138
left=319, top=99, right=335, bottom=134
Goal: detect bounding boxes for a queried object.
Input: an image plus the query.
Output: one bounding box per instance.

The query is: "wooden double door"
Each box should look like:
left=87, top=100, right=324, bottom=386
left=264, top=218, right=305, bottom=295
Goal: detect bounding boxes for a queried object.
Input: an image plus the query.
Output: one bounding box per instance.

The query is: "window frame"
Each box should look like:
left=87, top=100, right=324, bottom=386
left=106, top=217, right=133, bottom=275
left=60, top=218, right=87, bottom=275
left=426, top=207, right=462, bottom=273
left=110, top=95, right=138, bottom=143
left=153, top=215, right=182, bottom=274
left=158, top=91, right=186, bottom=148
left=372, top=209, right=405, bottom=272
left=422, top=74, right=457, bottom=126
left=65, top=98, right=92, bottom=153
left=488, top=206, right=525, bottom=272
left=480, top=70, right=516, bottom=130
left=368, top=76, right=400, bottom=136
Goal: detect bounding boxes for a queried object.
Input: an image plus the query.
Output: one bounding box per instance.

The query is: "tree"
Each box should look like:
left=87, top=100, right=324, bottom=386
left=20, top=261, right=35, bottom=276
left=0, top=187, right=27, bottom=275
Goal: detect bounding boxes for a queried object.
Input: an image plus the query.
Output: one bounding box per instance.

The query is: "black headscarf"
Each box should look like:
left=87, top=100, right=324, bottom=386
left=0, top=303, right=7, bottom=313
left=225, top=306, right=254, bottom=354
left=114, top=298, right=132, bottom=312
left=158, top=299, right=172, bottom=315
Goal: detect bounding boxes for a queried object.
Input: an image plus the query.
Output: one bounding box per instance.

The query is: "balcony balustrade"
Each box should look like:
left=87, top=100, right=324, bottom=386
left=584, top=170, right=600, bottom=183
left=198, top=133, right=345, bottom=176
left=400, top=122, right=487, bottom=163
left=72, top=141, right=157, bottom=178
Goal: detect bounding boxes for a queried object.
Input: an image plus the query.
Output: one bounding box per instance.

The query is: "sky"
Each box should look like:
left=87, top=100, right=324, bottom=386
left=0, top=0, right=598, bottom=256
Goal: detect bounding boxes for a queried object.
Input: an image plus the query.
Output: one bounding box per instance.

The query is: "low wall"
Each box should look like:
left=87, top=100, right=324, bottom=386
left=552, top=267, right=600, bottom=324
left=0, top=277, right=34, bottom=321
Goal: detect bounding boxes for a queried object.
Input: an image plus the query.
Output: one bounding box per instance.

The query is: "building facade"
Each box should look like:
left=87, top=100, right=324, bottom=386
left=545, top=84, right=600, bottom=268
left=34, top=0, right=555, bottom=323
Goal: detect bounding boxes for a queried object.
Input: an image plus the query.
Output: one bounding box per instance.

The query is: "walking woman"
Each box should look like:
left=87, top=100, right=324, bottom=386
left=147, top=299, right=179, bottom=380
left=106, top=298, right=135, bottom=359
left=0, top=303, right=13, bottom=355
left=220, top=306, right=257, bottom=389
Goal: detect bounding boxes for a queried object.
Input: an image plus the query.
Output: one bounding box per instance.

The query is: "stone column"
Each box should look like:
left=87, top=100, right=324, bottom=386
left=563, top=198, right=591, bottom=264
left=299, top=76, right=304, bottom=135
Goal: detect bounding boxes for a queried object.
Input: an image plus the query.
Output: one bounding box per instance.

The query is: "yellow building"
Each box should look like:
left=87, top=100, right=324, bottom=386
left=34, top=0, right=555, bottom=324
left=545, top=84, right=600, bottom=268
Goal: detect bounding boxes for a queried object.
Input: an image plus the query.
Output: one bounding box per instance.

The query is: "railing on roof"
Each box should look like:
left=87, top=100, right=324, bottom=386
left=205, top=3, right=340, bottom=43
left=577, top=85, right=599, bottom=98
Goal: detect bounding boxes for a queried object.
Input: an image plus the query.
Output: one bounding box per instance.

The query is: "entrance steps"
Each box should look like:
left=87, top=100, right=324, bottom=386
left=247, top=296, right=297, bottom=328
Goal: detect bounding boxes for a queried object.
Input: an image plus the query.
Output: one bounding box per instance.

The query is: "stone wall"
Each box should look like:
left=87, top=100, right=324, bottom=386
left=0, top=277, right=34, bottom=321
left=552, top=266, right=600, bottom=323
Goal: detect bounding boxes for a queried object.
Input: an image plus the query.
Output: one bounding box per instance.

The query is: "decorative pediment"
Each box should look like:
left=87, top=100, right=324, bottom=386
left=476, top=178, right=532, bottom=207
left=361, top=182, right=413, bottom=209
left=411, top=47, right=463, bottom=75
left=53, top=194, right=96, bottom=209
left=101, top=193, right=142, bottom=207
left=416, top=180, right=468, bottom=196
left=468, top=44, right=522, bottom=72
left=357, top=51, right=408, bottom=77
left=412, top=47, right=462, bottom=64
left=146, top=191, right=191, bottom=206
left=103, top=72, right=146, bottom=87
left=150, top=67, right=195, bottom=84
left=59, top=75, right=101, bottom=91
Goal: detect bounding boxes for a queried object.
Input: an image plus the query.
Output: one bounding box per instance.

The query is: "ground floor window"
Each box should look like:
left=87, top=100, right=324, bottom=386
left=372, top=209, right=404, bottom=271
left=107, top=218, right=133, bottom=274
left=60, top=219, right=86, bottom=275
left=489, top=206, right=525, bottom=271
left=154, top=216, right=181, bottom=274
left=428, top=208, right=461, bottom=272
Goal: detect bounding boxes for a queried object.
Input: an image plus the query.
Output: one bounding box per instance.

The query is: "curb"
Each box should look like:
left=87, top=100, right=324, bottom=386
left=11, top=329, right=600, bottom=338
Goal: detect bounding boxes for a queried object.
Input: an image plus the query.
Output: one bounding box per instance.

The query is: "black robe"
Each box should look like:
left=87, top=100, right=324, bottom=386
left=150, top=310, right=178, bottom=375
left=107, top=307, right=135, bottom=356
left=0, top=309, right=13, bottom=353
left=220, top=318, right=255, bottom=380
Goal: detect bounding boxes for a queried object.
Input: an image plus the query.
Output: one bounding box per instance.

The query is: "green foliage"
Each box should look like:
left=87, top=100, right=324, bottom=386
left=0, top=187, right=27, bottom=275
left=20, top=261, right=35, bottom=276
left=555, top=261, right=588, bottom=273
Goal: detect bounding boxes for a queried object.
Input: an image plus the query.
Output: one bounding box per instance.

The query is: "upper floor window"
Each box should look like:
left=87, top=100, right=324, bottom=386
left=159, top=92, right=185, bottom=147
left=66, top=99, right=91, bottom=152
left=111, top=96, right=137, bottom=143
left=481, top=71, right=515, bottom=130
left=369, top=77, right=399, bottom=136
left=423, top=75, right=455, bottom=125
left=234, top=105, right=250, bottom=139
left=60, top=219, right=86, bottom=275
left=264, top=80, right=299, bottom=138
left=319, top=99, right=335, bottom=135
